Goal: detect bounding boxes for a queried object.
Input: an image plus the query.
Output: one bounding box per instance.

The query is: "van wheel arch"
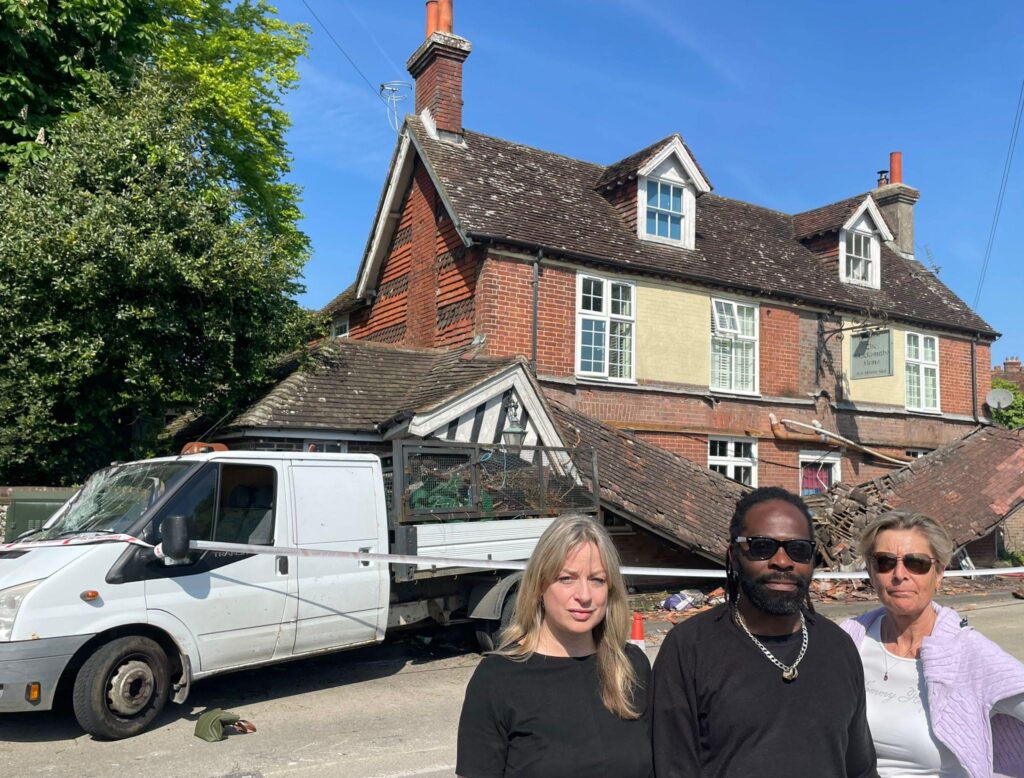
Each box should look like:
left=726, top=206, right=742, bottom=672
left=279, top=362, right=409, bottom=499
left=57, top=625, right=189, bottom=714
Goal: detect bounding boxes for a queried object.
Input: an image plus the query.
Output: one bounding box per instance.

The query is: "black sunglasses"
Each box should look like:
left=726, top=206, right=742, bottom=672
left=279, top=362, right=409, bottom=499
left=870, top=552, right=937, bottom=575
left=734, top=536, right=815, bottom=564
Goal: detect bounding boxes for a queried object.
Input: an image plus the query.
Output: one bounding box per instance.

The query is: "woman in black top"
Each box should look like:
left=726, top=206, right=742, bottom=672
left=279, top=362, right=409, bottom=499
left=456, top=515, right=652, bottom=778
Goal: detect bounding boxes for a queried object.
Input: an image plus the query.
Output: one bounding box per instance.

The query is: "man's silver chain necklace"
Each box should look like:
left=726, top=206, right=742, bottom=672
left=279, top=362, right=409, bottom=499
left=733, top=605, right=808, bottom=682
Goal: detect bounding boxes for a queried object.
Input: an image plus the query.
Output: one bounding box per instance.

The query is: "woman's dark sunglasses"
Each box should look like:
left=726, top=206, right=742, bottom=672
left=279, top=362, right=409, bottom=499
left=734, top=536, right=815, bottom=564
left=870, top=552, right=937, bottom=575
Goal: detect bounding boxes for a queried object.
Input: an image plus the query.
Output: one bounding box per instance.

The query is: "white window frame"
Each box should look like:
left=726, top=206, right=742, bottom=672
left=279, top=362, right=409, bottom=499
left=905, top=331, right=941, bottom=413
left=575, top=273, right=636, bottom=382
left=708, top=437, right=758, bottom=487
left=840, top=229, right=878, bottom=288
left=640, top=176, right=688, bottom=247
left=710, top=297, right=759, bottom=396
left=798, top=450, right=842, bottom=496
left=905, top=448, right=931, bottom=459
left=333, top=315, right=350, bottom=338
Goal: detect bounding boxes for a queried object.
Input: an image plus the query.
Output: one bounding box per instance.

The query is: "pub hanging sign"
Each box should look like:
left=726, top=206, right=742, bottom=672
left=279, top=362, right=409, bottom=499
left=851, top=329, right=893, bottom=380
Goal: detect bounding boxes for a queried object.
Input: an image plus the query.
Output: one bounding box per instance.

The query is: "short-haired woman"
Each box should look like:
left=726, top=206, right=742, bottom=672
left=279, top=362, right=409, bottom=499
left=841, top=511, right=1024, bottom=777
left=456, top=514, right=651, bottom=778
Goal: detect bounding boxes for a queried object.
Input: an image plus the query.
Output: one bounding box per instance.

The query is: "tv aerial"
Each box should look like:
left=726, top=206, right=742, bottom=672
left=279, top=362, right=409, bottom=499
left=986, top=387, right=1014, bottom=410
left=380, top=81, right=411, bottom=133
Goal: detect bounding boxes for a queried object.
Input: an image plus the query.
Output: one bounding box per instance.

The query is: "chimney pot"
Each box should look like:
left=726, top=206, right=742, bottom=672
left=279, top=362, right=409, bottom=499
left=425, top=0, right=438, bottom=38
left=889, top=151, right=903, bottom=184
left=877, top=169, right=889, bottom=187
left=438, top=0, right=453, bottom=33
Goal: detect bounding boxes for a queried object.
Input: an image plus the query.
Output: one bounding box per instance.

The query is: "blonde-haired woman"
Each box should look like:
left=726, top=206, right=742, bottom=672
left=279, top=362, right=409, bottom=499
left=841, top=510, right=1024, bottom=777
left=456, top=514, right=652, bottom=778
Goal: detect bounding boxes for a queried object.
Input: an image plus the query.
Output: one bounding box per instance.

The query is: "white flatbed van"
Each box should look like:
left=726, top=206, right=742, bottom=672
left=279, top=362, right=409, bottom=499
left=0, top=448, right=565, bottom=738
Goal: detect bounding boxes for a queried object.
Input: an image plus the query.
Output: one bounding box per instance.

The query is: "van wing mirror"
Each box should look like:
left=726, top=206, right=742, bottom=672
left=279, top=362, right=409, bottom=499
left=160, top=514, right=190, bottom=560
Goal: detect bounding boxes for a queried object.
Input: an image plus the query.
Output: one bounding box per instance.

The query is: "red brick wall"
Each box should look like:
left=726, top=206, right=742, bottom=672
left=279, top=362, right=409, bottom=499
left=475, top=254, right=576, bottom=375
left=352, top=159, right=479, bottom=349
left=940, top=337, right=989, bottom=417
left=544, top=381, right=979, bottom=491
left=760, top=305, right=802, bottom=397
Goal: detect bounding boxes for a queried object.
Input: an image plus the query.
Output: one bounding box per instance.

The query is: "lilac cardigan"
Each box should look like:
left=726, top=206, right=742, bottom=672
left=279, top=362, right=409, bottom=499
left=841, top=604, right=1024, bottom=778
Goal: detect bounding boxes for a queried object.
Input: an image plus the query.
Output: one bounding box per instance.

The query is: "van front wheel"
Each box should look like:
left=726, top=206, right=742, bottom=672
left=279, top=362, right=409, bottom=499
left=72, top=636, right=170, bottom=739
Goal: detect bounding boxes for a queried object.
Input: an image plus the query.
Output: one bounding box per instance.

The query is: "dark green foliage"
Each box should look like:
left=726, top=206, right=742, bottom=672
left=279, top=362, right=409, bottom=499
left=991, top=377, right=1024, bottom=430
left=0, top=77, right=309, bottom=483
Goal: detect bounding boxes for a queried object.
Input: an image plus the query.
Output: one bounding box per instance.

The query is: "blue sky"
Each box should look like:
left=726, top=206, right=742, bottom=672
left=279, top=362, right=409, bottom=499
left=276, top=0, right=1024, bottom=365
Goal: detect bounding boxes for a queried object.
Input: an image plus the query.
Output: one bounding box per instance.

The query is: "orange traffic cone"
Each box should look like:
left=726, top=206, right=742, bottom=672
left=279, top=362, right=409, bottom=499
left=628, top=611, right=646, bottom=653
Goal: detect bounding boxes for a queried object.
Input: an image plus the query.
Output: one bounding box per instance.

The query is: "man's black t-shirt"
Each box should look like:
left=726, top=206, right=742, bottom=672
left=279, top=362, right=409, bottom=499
left=651, top=605, right=878, bottom=778
left=456, top=643, right=652, bottom=778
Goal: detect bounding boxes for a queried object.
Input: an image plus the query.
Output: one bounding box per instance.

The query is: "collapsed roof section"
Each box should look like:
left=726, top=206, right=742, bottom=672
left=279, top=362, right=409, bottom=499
left=820, top=425, right=1024, bottom=565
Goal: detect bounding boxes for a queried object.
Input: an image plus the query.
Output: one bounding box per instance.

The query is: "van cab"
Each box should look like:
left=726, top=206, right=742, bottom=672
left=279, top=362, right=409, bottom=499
left=0, top=451, right=390, bottom=739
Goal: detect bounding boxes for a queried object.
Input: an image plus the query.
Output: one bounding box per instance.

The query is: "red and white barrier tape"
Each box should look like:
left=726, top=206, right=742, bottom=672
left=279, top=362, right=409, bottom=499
left=5, top=535, right=1024, bottom=581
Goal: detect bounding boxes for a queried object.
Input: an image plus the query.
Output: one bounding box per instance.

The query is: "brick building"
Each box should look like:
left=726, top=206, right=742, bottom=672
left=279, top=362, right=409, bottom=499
left=324, top=2, right=998, bottom=500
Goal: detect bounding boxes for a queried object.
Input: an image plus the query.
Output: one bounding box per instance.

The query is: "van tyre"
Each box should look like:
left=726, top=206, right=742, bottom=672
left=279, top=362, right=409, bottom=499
left=475, top=587, right=518, bottom=652
left=72, top=636, right=170, bottom=739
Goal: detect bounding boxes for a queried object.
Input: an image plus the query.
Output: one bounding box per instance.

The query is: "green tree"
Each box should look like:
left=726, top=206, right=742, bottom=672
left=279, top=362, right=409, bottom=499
left=1, top=0, right=309, bottom=256
left=991, top=377, right=1024, bottom=430
left=0, top=0, right=159, bottom=165
left=0, top=76, right=309, bottom=484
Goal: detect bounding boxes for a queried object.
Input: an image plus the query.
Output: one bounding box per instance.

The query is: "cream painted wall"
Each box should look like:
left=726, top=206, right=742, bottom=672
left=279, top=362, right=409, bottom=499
left=842, top=320, right=905, bottom=405
left=636, top=281, right=709, bottom=385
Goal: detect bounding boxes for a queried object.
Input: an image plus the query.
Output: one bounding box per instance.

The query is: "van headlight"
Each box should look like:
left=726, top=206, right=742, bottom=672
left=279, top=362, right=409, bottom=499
left=0, top=580, right=42, bottom=642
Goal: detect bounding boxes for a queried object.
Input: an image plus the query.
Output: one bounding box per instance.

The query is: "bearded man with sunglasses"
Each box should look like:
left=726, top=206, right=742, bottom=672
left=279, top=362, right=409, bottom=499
left=651, top=486, right=878, bottom=778
left=840, top=510, right=1024, bottom=777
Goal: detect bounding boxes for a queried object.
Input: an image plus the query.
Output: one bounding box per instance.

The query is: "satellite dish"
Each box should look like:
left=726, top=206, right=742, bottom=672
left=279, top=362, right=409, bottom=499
left=986, top=387, right=1014, bottom=410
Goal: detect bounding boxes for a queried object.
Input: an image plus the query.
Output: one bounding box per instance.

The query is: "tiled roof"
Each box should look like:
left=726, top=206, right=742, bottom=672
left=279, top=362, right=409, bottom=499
left=320, top=282, right=360, bottom=318
left=406, top=117, right=994, bottom=335
left=825, top=426, right=1024, bottom=556
left=792, top=193, right=886, bottom=239
left=593, top=134, right=709, bottom=191
left=551, top=400, right=746, bottom=560
left=228, top=339, right=516, bottom=433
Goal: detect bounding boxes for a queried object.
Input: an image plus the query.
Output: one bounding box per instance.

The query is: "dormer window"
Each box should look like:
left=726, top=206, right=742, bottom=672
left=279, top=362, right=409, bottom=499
left=646, top=179, right=684, bottom=241
left=844, top=231, right=875, bottom=284
left=631, top=136, right=710, bottom=251
left=837, top=196, right=892, bottom=290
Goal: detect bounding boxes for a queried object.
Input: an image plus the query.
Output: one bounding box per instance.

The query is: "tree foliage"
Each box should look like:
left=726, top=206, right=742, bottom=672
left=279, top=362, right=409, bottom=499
left=0, top=77, right=310, bottom=483
left=991, top=377, right=1024, bottom=430
left=0, top=0, right=309, bottom=256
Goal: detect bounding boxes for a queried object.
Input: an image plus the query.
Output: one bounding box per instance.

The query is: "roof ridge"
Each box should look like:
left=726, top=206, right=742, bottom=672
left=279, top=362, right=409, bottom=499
left=458, top=125, right=604, bottom=171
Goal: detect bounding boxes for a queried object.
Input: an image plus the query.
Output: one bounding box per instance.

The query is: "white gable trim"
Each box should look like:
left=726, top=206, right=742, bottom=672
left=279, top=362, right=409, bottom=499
left=355, top=119, right=471, bottom=300
left=637, top=137, right=711, bottom=195
left=406, top=365, right=566, bottom=450
left=842, top=195, right=894, bottom=242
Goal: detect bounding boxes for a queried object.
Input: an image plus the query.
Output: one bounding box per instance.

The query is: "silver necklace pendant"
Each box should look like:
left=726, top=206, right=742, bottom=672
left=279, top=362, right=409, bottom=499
left=783, top=667, right=798, bottom=682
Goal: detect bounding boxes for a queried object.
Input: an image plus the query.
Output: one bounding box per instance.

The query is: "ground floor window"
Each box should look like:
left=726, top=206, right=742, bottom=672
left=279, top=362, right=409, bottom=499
left=905, top=448, right=931, bottom=459
left=708, top=437, right=757, bottom=486
left=799, top=450, right=842, bottom=496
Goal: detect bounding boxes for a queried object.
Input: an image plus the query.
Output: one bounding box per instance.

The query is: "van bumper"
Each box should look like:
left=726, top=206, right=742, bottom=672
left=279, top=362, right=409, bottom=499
left=0, top=635, right=93, bottom=712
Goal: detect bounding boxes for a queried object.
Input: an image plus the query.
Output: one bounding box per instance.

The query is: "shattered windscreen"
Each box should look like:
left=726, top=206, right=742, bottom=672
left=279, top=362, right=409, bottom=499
left=34, top=461, right=196, bottom=540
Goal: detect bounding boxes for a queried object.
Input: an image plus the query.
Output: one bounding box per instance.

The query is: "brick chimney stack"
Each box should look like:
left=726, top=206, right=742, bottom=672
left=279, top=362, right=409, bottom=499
left=407, top=0, right=471, bottom=139
left=873, top=150, right=920, bottom=256
left=1005, top=356, right=1022, bottom=373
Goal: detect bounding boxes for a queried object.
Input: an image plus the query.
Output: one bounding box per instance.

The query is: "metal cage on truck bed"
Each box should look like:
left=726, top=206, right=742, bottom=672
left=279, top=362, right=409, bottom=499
left=388, top=440, right=600, bottom=580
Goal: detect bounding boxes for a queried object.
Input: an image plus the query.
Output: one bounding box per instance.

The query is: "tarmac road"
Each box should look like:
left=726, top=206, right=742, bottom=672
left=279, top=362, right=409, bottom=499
left=2, top=593, right=1022, bottom=778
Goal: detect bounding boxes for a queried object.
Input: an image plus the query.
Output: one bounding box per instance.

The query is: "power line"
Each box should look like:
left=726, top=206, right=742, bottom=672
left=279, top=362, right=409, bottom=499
left=973, top=78, right=1024, bottom=311
left=299, top=0, right=387, bottom=105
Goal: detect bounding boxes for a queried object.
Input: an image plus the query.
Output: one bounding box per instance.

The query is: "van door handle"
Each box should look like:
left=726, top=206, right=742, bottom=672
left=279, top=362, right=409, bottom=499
left=276, top=555, right=288, bottom=575
left=359, top=547, right=371, bottom=567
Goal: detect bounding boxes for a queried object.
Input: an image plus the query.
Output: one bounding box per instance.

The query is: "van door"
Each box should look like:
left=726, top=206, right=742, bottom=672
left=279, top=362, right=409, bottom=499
left=290, top=459, right=388, bottom=654
left=144, top=461, right=295, bottom=672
